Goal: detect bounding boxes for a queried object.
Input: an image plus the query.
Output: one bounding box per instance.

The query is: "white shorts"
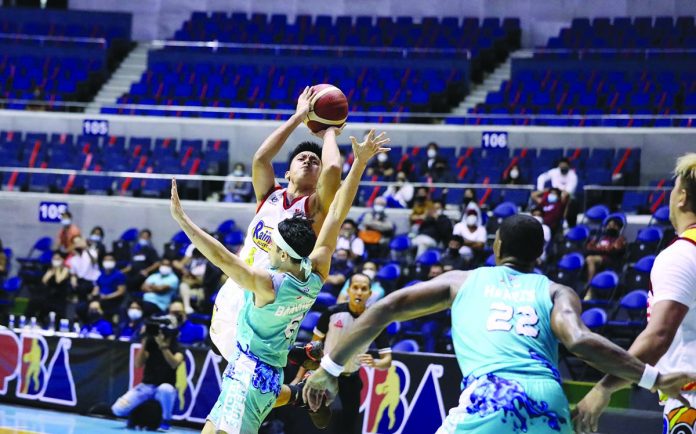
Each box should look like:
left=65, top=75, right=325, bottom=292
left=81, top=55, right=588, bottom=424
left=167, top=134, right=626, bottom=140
left=210, top=278, right=246, bottom=361
left=662, top=392, right=696, bottom=434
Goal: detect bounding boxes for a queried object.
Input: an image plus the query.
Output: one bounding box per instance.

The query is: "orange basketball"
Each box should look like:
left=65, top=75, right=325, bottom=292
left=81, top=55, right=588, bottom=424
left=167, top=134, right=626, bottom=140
left=304, top=84, right=349, bottom=133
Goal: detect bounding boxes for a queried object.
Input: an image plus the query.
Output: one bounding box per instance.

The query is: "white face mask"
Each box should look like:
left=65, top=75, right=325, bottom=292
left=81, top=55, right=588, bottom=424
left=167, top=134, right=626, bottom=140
left=233, top=169, right=243, bottom=177
left=51, top=259, right=63, bottom=268
left=510, top=169, right=519, bottom=179
left=363, top=269, right=376, bottom=280
left=61, top=218, right=72, bottom=226
left=466, top=215, right=478, bottom=226
left=89, top=234, right=102, bottom=243
left=377, top=153, right=388, bottom=163
left=138, top=238, right=149, bottom=246
left=373, top=205, right=385, bottom=213
left=427, top=149, right=437, bottom=158
left=103, top=261, right=116, bottom=270
left=127, top=309, right=143, bottom=321
left=159, top=266, right=172, bottom=275
left=548, top=194, right=558, bottom=204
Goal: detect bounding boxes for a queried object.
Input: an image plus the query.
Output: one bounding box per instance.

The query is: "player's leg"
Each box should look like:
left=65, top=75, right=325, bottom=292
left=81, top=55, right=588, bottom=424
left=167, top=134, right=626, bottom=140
left=210, top=279, right=247, bottom=361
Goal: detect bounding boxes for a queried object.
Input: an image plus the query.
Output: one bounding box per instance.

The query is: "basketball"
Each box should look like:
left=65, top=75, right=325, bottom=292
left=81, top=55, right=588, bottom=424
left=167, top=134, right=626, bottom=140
left=304, top=84, right=349, bottom=133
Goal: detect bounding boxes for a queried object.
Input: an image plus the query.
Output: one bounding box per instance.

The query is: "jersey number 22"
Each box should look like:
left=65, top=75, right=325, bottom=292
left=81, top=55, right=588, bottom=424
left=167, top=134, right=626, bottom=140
left=486, top=302, right=539, bottom=337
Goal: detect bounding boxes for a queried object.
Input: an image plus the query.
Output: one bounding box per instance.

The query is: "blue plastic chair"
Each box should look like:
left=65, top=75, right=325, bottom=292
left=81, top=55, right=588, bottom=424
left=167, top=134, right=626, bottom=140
left=224, top=231, right=245, bottom=247
left=557, top=253, right=584, bottom=271
left=179, top=322, right=207, bottom=345
left=633, top=255, right=656, bottom=273
left=485, top=254, right=496, bottom=267
left=216, top=219, right=237, bottom=235
left=416, top=250, right=441, bottom=266
left=584, top=271, right=619, bottom=307
left=583, top=204, right=610, bottom=225
left=392, top=339, right=420, bottom=353
left=389, top=235, right=411, bottom=252
left=581, top=308, right=607, bottom=330
left=120, top=228, right=139, bottom=242
left=492, top=201, right=517, bottom=219
left=17, top=237, right=52, bottom=264
left=386, top=321, right=401, bottom=336
left=607, top=290, right=648, bottom=336
left=2, top=276, right=22, bottom=293
left=566, top=225, right=590, bottom=242
left=171, top=230, right=190, bottom=245
left=651, top=206, right=670, bottom=224
left=314, top=292, right=337, bottom=311
left=300, top=311, right=322, bottom=332
left=636, top=226, right=663, bottom=243
left=376, top=263, right=400, bottom=280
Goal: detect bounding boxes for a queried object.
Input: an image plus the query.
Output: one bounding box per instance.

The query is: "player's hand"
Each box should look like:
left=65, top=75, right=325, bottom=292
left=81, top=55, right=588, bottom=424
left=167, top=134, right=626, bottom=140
left=170, top=178, right=185, bottom=222
left=312, top=124, right=345, bottom=139
left=351, top=129, right=390, bottom=165
left=303, top=368, right=338, bottom=412
left=358, top=354, right=376, bottom=367
left=296, top=86, right=315, bottom=119
left=655, top=372, right=696, bottom=406
left=572, top=385, right=610, bottom=433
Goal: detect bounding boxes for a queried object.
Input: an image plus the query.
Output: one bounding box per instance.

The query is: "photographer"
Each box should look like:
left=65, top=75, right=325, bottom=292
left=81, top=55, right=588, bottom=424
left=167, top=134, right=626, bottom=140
left=111, top=316, right=183, bottom=431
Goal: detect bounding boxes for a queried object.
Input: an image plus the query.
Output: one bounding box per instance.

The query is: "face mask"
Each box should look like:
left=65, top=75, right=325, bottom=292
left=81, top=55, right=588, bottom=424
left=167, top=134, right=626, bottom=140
left=88, top=310, right=101, bottom=321
left=433, top=209, right=443, bottom=217
left=103, top=261, right=116, bottom=270
left=548, top=194, right=558, bottom=204
left=427, top=149, right=437, bottom=158
left=89, top=234, right=102, bottom=243
left=510, top=169, right=519, bottom=179
left=128, top=309, right=143, bottom=321
left=560, top=167, right=570, bottom=175
left=138, top=238, right=149, bottom=246
left=463, top=196, right=473, bottom=205
left=61, top=218, right=72, bottom=226
left=333, top=258, right=348, bottom=267
left=373, top=205, right=385, bottom=213
left=233, top=169, right=244, bottom=177
left=397, top=177, right=407, bottom=183
left=466, top=215, right=478, bottom=226
left=363, top=269, right=376, bottom=280
left=449, top=247, right=460, bottom=256
left=605, top=228, right=619, bottom=237
left=377, top=153, right=388, bottom=163
left=172, top=314, right=185, bottom=325
left=51, top=259, right=63, bottom=268
left=159, top=266, right=172, bottom=275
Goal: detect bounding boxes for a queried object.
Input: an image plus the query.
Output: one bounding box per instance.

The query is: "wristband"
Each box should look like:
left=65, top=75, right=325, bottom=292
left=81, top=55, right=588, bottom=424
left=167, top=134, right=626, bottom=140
left=638, top=364, right=659, bottom=390
left=320, top=355, right=344, bottom=377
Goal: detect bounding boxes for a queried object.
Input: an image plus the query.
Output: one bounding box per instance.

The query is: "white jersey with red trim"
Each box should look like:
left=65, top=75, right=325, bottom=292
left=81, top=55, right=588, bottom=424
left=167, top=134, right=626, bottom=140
left=211, top=186, right=312, bottom=360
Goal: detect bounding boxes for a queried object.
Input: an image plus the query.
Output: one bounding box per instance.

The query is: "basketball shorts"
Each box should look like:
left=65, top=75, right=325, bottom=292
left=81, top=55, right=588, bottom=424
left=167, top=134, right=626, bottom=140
left=211, top=278, right=246, bottom=361
left=661, top=392, right=696, bottom=434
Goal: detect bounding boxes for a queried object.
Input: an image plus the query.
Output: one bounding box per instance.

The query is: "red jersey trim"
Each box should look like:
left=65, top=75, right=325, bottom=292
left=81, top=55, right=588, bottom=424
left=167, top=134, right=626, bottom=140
left=282, top=190, right=308, bottom=210
left=256, top=185, right=283, bottom=213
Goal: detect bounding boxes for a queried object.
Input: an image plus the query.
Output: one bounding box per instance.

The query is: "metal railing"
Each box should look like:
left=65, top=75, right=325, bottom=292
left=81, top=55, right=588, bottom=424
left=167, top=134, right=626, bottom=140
left=515, top=48, right=696, bottom=60
left=0, top=32, right=107, bottom=47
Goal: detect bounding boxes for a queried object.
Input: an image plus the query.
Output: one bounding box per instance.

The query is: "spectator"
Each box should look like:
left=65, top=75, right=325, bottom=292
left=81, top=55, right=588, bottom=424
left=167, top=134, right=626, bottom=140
left=111, top=316, right=183, bottom=431
left=460, top=188, right=481, bottom=217
left=532, top=187, right=568, bottom=234
left=168, top=301, right=205, bottom=345
left=427, top=262, right=445, bottom=279
left=502, top=163, right=527, bottom=185
left=381, top=171, right=414, bottom=208
left=89, top=254, right=127, bottom=320
left=358, top=197, right=395, bottom=257
left=323, top=249, right=354, bottom=296
left=409, top=186, right=433, bottom=230
left=118, top=300, right=145, bottom=342
left=87, top=226, right=107, bottom=264
left=452, top=208, right=487, bottom=263
left=531, top=207, right=552, bottom=263
left=56, top=211, right=81, bottom=254
left=337, top=262, right=386, bottom=305
left=222, top=162, right=253, bottom=203
left=0, top=239, right=6, bottom=281
left=26, top=251, right=70, bottom=324
left=420, top=142, right=448, bottom=177
left=336, top=219, right=365, bottom=261
left=412, top=201, right=453, bottom=257
left=536, top=157, right=578, bottom=196
left=430, top=159, right=454, bottom=183
left=173, top=248, right=209, bottom=314
left=584, top=216, right=627, bottom=283
left=68, top=236, right=100, bottom=302
left=81, top=300, right=115, bottom=339
left=366, top=151, right=395, bottom=180
left=441, top=235, right=468, bottom=271
left=141, top=259, right=179, bottom=316
left=122, top=229, right=160, bottom=294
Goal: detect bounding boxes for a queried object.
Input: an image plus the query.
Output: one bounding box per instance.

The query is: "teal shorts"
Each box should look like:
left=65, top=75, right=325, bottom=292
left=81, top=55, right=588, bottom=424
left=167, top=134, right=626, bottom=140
left=437, top=374, right=572, bottom=434
left=207, top=344, right=282, bottom=434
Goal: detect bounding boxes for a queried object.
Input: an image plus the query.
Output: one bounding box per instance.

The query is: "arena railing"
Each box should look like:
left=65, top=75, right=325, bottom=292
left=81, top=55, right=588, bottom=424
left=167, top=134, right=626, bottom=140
left=515, top=47, right=696, bottom=59
left=0, top=32, right=108, bottom=47
left=582, top=184, right=672, bottom=215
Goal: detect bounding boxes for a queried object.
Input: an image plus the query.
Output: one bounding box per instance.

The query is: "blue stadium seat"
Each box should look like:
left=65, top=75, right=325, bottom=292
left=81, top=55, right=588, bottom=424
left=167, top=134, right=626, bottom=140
left=179, top=322, right=207, bottom=345
left=300, top=311, right=321, bottom=332
left=392, top=339, right=419, bottom=353
left=581, top=307, right=607, bottom=330
left=583, top=271, right=620, bottom=308
left=313, top=292, right=337, bottom=312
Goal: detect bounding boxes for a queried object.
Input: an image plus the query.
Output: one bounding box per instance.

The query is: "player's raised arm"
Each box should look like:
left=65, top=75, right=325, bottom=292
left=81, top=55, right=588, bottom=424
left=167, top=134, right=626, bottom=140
left=252, top=86, right=315, bottom=202
left=169, top=179, right=274, bottom=303
left=313, top=126, right=343, bottom=214
left=309, top=130, right=390, bottom=280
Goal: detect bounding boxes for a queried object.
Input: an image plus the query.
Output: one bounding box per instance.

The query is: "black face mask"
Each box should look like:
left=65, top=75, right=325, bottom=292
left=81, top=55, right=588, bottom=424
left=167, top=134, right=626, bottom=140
left=88, top=311, right=102, bottom=322
left=560, top=167, right=569, bottom=175
left=448, top=247, right=460, bottom=256
left=605, top=228, right=619, bottom=237
left=463, top=197, right=473, bottom=205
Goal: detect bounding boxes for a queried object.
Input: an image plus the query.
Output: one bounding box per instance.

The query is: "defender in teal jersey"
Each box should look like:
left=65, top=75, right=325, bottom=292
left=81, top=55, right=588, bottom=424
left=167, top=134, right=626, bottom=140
left=170, top=129, right=390, bottom=434
left=304, top=215, right=696, bottom=434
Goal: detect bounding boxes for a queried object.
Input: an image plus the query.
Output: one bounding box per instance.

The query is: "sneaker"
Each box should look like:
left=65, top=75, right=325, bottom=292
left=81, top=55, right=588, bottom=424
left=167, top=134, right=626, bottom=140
left=159, top=421, right=171, bottom=431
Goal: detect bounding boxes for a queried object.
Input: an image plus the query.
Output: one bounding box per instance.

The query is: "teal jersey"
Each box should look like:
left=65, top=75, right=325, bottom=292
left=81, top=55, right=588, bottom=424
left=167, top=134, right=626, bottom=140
left=236, top=270, right=322, bottom=368
left=451, top=266, right=561, bottom=383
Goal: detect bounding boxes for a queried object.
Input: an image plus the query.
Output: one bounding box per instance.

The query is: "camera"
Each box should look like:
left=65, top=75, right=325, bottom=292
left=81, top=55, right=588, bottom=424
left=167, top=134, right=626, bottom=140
left=144, top=315, right=179, bottom=339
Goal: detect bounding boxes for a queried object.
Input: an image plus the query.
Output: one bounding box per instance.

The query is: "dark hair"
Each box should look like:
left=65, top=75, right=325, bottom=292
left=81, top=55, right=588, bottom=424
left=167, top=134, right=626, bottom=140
left=531, top=206, right=544, bottom=215
left=427, top=142, right=439, bottom=150
left=464, top=188, right=477, bottom=198
left=103, top=253, right=115, bottom=260
left=52, top=250, right=65, bottom=258
left=62, top=211, right=72, bottom=218
left=91, top=226, right=104, bottom=236
left=558, top=158, right=570, bottom=166
left=277, top=216, right=316, bottom=260
left=140, top=229, right=152, bottom=238
left=349, top=272, right=372, bottom=287
left=288, top=141, right=322, bottom=166
left=498, top=215, right=544, bottom=263
left=450, top=235, right=464, bottom=244
left=342, top=219, right=357, bottom=229
left=549, top=187, right=562, bottom=196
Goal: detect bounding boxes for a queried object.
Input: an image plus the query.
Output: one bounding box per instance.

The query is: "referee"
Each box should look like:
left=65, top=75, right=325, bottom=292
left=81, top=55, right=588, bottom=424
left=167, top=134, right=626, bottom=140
left=293, top=272, right=392, bottom=434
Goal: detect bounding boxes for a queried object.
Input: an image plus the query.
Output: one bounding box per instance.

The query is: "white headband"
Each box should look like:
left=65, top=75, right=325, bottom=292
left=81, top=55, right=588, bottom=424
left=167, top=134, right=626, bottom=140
left=272, top=228, right=312, bottom=279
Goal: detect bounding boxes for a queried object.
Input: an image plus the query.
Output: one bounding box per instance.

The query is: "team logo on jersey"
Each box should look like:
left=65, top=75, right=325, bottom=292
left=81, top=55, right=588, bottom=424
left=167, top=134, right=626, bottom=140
left=335, top=320, right=344, bottom=328
left=664, top=407, right=696, bottom=434
left=252, top=220, right=273, bottom=252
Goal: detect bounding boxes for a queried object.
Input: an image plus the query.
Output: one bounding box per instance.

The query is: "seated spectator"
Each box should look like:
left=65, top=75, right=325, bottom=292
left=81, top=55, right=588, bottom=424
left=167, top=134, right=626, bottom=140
left=89, top=254, right=127, bottom=320
left=367, top=151, right=395, bottom=180
left=584, top=216, right=627, bottom=283
left=168, top=301, right=205, bottom=345
left=441, top=235, right=468, bottom=271
left=531, top=187, right=568, bottom=234
left=381, top=171, right=414, bottom=208
left=141, top=259, right=179, bottom=316
left=536, top=158, right=579, bottom=226
left=413, top=201, right=453, bottom=257
left=68, top=236, right=100, bottom=302
left=427, top=262, right=445, bottom=279
left=26, top=251, right=70, bottom=324
left=122, top=229, right=160, bottom=294
left=87, top=226, right=107, bottom=263
left=452, top=208, right=487, bottom=263
left=336, top=219, right=365, bottom=261
left=118, top=300, right=145, bottom=342
left=173, top=248, right=209, bottom=314
left=429, top=159, right=454, bottom=183
left=222, top=162, right=253, bottom=203
left=337, top=262, right=386, bottom=305
left=56, top=211, right=81, bottom=254
left=502, top=164, right=527, bottom=185
left=323, top=249, right=354, bottom=296
left=420, top=142, right=448, bottom=177
left=81, top=300, right=115, bottom=339
left=358, top=197, right=395, bottom=258
left=531, top=207, right=552, bottom=263
left=409, top=187, right=433, bottom=231
left=460, top=188, right=481, bottom=217
left=0, top=239, right=6, bottom=282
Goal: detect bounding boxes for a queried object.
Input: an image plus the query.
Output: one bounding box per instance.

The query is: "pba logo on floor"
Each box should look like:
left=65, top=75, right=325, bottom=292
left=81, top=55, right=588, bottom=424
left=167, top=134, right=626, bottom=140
left=359, top=361, right=447, bottom=434
left=0, top=330, right=77, bottom=406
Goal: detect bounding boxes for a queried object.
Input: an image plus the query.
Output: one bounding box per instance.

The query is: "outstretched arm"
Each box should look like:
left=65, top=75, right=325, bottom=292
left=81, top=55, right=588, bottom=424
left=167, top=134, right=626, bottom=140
left=314, top=127, right=342, bottom=215
left=309, top=130, right=390, bottom=279
left=170, top=180, right=274, bottom=303
left=252, top=86, right=314, bottom=202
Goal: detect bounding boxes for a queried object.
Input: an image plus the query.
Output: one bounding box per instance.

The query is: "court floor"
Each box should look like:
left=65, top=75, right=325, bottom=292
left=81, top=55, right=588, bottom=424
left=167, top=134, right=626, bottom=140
left=0, top=403, right=200, bottom=434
